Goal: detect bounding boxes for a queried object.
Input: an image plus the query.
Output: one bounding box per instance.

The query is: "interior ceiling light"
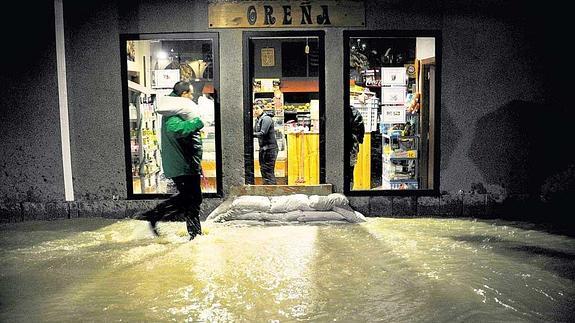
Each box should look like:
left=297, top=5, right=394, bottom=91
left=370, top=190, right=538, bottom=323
left=156, top=51, right=168, bottom=59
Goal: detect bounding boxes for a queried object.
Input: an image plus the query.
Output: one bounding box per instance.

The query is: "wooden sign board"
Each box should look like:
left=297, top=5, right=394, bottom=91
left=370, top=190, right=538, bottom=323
left=208, top=0, right=365, bottom=28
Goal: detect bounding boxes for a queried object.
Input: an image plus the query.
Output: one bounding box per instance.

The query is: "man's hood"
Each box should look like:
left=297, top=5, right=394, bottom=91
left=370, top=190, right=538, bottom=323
left=155, top=95, right=199, bottom=120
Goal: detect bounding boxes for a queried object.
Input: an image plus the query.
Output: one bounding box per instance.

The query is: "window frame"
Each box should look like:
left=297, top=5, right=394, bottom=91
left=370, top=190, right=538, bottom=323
left=343, top=30, right=442, bottom=196
left=120, top=32, right=223, bottom=199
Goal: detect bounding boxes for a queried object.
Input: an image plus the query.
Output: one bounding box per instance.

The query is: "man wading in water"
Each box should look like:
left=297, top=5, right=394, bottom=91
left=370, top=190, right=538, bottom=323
left=136, top=81, right=204, bottom=240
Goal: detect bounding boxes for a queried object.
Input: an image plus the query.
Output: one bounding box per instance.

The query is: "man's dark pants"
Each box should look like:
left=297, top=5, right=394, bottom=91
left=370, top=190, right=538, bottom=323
left=259, top=147, right=277, bottom=185
left=141, top=174, right=202, bottom=236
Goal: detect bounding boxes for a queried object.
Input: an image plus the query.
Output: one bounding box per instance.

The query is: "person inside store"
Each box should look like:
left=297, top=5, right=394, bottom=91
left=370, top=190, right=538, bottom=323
left=349, top=104, right=365, bottom=189
left=253, top=104, right=278, bottom=185
left=135, top=81, right=205, bottom=240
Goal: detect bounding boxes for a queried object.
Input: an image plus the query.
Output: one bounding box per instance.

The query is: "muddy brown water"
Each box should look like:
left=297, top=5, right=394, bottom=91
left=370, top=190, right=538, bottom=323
left=1, top=217, right=573, bottom=322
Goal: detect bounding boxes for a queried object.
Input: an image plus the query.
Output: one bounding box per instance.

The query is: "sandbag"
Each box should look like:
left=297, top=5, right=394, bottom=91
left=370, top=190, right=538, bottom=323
left=212, top=209, right=352, bottom=223
left=206, top=198, right=233, bottom=221
left=207, top=193, right=363, bottom=224
left=230, top=211, right=302, bottom=222
left=210, top=208, right=241, bottom=223
left=231, top=195, right=271, bottom=212
left=308, top=193, right=349, bottom=211
left=211, top=209, right=303, bottom=223
left=296, top=211, right=347, bottom=222
left=333, top=205, right=366, bottom=223
left=269, top=194, right=313, bottom=213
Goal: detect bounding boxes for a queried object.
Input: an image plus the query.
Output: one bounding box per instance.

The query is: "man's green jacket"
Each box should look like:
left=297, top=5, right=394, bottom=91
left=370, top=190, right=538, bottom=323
left=161, top=115, right=204, bottom=178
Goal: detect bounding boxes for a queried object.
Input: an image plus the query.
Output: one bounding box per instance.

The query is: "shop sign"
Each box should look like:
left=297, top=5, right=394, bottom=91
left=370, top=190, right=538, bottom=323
left=208, top=0, right=365, bottom=28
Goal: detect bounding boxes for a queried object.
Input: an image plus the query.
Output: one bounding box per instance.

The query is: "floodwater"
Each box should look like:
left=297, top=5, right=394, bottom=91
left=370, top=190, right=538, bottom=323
left=1, top=217, right=574, bottom=322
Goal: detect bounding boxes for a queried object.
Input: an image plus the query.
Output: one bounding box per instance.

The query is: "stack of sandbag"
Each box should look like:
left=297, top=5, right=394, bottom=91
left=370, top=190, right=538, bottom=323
left=206, top=193, right=366, bottom=223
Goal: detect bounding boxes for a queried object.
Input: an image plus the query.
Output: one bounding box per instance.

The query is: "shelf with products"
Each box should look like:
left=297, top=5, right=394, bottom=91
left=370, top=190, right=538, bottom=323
left=350, top=89, right=379, bottom=133
left=382, top=133, right=419, bottom=159
left=377, top=65, right=420, bottom=190
left=382, top=178, right=419, bottom=190
left=128, top=87, right=163, bottom=194
left=283, top=89, right=319, bottom=134
left=128, top=80, right=151, bottom=95
left=382, top=134, right=419, bottom=189
left=381, top=126, right=419, bottom=189
left=252, top=77, right=319, bottom=133
left=251, top=77, right=320, bottom=185
left=348, top=32, right=433, bottom=190
left=127, top=38, right=220, bottom=194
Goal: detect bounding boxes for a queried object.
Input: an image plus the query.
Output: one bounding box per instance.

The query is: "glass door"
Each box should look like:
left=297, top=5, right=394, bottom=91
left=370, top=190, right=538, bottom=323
left=243, top=31, right=325, bottom=186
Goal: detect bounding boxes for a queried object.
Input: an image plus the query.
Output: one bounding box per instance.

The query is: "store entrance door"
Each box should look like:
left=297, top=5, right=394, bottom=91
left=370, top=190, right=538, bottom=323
left=243, top=31, right=325, bottom=186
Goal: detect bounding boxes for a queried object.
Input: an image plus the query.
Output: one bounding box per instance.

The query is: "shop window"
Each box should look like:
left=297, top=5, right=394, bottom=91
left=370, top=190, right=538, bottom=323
left=244, top=31, right=325, bottom=186
left=121, top=33, right=221, bottom=198
left=344, top=31, right=440, bottom=194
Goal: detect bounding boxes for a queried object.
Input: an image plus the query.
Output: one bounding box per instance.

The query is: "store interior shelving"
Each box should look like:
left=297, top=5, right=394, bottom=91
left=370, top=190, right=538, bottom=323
left=350, top=63, right=421, bottom=190
left=251, top=77, right=320, bottom=185
left=126, top=38, right=218, bottom=194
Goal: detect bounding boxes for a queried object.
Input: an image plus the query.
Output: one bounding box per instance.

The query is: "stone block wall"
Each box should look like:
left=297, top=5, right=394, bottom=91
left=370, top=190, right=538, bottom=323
left=0, top=198, right=224, bottom=224
left=348, top=188, right=511, bottom=219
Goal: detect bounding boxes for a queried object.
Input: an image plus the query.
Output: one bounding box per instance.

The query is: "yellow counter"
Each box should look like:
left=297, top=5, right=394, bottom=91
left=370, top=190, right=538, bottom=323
left=286, top=133, right=319, bottom=185
left=353, top=133, right=371, bottom=190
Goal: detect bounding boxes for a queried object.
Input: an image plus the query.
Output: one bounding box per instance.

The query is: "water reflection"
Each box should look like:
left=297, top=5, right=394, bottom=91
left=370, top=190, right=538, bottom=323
left=1, top=218, right=574, bottom=322
left=452, top=235, right=575, bottom=280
